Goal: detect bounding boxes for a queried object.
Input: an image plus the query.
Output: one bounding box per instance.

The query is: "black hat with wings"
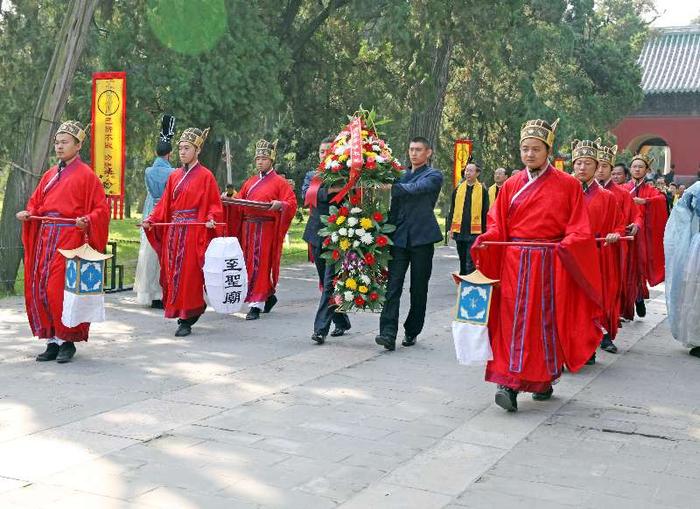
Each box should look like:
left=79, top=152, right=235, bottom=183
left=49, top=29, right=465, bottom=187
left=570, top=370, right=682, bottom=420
left=156, top=114, right=176, bottom=156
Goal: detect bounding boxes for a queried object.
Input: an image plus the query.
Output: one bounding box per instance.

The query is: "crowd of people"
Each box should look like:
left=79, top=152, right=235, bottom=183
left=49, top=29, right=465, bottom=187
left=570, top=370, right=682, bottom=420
left=15, top=115, right=699, bottom=414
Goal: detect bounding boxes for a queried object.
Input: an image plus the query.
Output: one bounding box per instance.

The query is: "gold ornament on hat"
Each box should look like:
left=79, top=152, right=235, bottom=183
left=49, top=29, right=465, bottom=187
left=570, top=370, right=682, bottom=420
left=255, top=139, right=278, bottom=161
left=631, top=152, right=654, bottom=170
left=571, top=139, right=599, bottom=163
left=520, top=118, right=560, bottom=148
left=596, top=138, right=618, bottom=166
left=56, top=120, right=88, bottom=143
left=179, top=127, right=210, bottom=149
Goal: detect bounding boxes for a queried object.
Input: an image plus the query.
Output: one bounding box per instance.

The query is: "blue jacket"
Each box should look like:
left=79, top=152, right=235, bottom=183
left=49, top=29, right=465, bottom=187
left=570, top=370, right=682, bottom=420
left=143, top=157, right=174, bottom=217
left=389, top=164, right=443, bottom=248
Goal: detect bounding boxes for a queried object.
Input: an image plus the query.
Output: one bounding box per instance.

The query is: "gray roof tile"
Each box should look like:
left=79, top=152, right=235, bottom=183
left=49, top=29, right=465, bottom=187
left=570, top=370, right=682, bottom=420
left=639, top=26, right=700, bottom=94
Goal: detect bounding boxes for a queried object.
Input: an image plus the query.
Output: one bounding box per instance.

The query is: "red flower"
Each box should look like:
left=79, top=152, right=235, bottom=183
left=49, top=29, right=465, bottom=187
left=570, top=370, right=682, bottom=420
left=338, top=206, right=349, bottom=216
left=364, top=252, right=376, bottom=265
left=365, top=159, right=377, bottom=170
left=376, top=235, right=388, bottom=247
left=369, top=292, right=379, bottom=301
left=373, top=211, right=384, bottom=222
left=327, top=214, right=337, bottom=223
left=354, top=296, right=366, bottom=306
left=323, top=237, right=331, bottom=247
left=350, top=194, right=361, bottom=206
left=332, top=250, right=340, bottom=260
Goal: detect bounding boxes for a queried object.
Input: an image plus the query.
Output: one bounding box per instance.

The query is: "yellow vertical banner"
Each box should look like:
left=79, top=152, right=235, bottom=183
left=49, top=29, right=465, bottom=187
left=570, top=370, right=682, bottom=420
left=554, top=157, right=565, bottom=172
left=91, top=72, right=126, bottom=218
left=453, top=139, right=473, bottom=188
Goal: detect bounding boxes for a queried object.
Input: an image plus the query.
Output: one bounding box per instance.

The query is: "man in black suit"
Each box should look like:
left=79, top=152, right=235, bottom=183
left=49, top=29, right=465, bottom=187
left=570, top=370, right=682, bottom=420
left=375, top=137, right=444, bottom=351
left=305, top=137, right=352, bottom=344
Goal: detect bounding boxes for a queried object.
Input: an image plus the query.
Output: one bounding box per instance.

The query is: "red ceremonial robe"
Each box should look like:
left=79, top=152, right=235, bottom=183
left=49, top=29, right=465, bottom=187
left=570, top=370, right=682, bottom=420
left=146, top=163, right=223, bottom=319
left=225, top=170, right=297, bottom=303
left=624, top=180, right=667, bottom=300
left=22, top=157, right=110, bottom=342
left=602, top=179, right=640, bottom=320
left=472, top=165, right=603, bottom=392
left=583, top=181, right=625, bottom=340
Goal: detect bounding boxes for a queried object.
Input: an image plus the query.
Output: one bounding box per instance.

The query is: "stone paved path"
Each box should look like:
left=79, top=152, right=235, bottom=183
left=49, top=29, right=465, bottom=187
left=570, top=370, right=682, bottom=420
left=0, top=246, right=696, bottom=508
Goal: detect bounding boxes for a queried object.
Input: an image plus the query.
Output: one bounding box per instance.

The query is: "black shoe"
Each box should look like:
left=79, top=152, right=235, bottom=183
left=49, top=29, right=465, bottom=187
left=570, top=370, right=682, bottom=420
left=246, top=307, right=261, bottom=321
left=330, top=327, right=349, bottom=337
left=36, top=343, right=59, bottom=362
left=532, top=387, right=554, bottom=401
left=600, top=335, right=618, bottom=354
left=375, top=335, right=396, bottom=351
left=263, top=295, right=278, bottom=313
left=402, top=335, right=417, bottom=347
left=56, top=342, right=76, bottom=364
left=635, top=299, right=646, bottom=317
left=311, top=333, right=326, bottom=345
left=174, top=323, right=191, bottom=337
left=689, top=347, right=700, bottom=358
left=151, top=299, right=164, bottom=309
left=495, top=385, right=518, bottom=412
left=585, top=353, right=596, bottom=365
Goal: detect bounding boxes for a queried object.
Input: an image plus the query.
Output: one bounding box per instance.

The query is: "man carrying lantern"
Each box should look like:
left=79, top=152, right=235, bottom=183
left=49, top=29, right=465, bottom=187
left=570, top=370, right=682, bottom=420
left=16, top=121, right=110, bottom=363
left=472, top=118, right=603, bottom=412
left=225, top=139, right=297, bottom=321
left=142, top=127, right=223, bottom=337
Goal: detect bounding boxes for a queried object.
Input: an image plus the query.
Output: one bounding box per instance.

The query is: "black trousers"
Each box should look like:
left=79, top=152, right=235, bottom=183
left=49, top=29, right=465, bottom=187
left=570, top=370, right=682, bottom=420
left=312, top=243, right=351, bottom=335
left=379, top=243, right=434, bottom=339
left=455, top=235, right=478, bottom=275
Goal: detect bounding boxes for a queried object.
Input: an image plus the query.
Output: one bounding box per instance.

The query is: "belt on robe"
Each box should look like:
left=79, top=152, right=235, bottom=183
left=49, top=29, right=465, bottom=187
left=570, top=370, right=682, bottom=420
left=172, top=209, right=197, bottom=223
left=509, top=237, right=563, bottom=244
left=243, top=215, right=274, bottom=223
left=38, top=211, right=75, bottom=227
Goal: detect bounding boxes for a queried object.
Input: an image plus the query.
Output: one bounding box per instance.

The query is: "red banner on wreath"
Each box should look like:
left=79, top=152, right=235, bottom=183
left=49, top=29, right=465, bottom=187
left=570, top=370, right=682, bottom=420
left=91, top=72, right=126, bottom=219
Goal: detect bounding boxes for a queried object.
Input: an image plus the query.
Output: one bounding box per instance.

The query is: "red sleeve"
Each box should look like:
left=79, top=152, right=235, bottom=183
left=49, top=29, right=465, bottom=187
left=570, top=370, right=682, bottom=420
left=85, top=174, right=110, bottom=251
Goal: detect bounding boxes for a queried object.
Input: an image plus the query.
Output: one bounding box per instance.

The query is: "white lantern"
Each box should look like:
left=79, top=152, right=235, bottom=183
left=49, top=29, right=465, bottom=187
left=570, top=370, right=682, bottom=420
left=203, top=237, right=248, bottom=314
left=59, top=243, right=113, bottom=327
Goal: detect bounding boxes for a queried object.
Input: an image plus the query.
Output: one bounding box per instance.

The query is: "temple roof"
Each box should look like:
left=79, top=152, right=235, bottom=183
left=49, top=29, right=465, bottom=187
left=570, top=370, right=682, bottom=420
left=639, top=26, right=700, bottom=94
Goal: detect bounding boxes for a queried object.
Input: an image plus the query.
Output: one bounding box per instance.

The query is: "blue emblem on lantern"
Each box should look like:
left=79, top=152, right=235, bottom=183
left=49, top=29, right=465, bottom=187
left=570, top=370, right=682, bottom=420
left=60, top=244, right=111, bottom=295
left=453, top=270, right=498, bottom=325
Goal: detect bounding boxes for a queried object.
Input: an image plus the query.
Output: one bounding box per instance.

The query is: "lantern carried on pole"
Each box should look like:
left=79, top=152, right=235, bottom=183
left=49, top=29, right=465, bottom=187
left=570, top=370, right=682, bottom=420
left=451, top=269, right=498, bottom=365
left=59, top=243, right=113, bottom=327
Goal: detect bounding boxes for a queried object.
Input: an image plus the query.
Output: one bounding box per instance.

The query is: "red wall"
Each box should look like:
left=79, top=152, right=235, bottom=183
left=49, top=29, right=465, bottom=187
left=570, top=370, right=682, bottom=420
left=612, top=116, right=700, bottom=180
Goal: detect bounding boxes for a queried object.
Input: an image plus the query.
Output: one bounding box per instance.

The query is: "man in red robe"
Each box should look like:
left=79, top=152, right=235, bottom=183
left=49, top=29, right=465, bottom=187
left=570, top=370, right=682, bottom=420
left=597, top=144, right=641, bottom=323
left=623, top=154, right=667, bottom=318
left=225, top=139, right=297, bottom=320
left=143, top=127, right=223, bottom=337
left=17, top=121, right=110, bottom=363
left=572, top=139, right=624, bottom=361
left=472, top=118, right=603, bottom=412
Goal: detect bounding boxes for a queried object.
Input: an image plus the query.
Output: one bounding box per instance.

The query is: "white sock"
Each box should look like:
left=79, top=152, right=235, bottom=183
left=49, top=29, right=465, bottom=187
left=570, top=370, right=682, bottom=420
left=47, top=337, right=65, bottom=346
left=249, top=302, right=264, bottom=310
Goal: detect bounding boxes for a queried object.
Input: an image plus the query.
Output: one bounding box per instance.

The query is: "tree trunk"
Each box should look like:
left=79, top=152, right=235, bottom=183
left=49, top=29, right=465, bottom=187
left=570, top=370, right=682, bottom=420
left=408, top=38, right=454, bottom=152
left=0, top=0, right=97, bottom=293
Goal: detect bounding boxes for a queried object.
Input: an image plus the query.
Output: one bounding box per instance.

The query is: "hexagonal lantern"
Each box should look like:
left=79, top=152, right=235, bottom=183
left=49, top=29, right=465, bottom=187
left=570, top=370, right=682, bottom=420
left=58, top=243, right=113, bottom=327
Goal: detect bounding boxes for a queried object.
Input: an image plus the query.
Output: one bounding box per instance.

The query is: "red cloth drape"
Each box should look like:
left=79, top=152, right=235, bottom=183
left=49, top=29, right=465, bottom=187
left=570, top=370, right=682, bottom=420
left=22, top=157, right=110, bottom=341
left=225, top=170, right=297, bottom=303
left=624, top=181, right=667, bottom=300
left=583, top=181, right=626, bottom=340
left=472, top=166, right=603, bottom=392
left=146, top=163, right=223, bottom=319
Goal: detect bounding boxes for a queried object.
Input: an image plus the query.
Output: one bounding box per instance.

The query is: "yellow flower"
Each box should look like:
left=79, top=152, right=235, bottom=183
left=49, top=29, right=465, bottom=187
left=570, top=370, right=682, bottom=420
left=339, top=154, right=349, bottom=162
left=336, top=216, right=346, bottom=225
left=360, top=218, right=373, bottom=230
left=358, top=285, right=368, bottom=294
left=345, top=278, right=357, bottom=290
left=339, top=238, right=351, bottom=251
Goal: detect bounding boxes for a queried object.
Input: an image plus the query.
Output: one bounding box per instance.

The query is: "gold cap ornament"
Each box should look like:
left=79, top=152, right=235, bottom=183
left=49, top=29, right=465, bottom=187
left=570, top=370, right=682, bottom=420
left=56, top=120, right=87, bottom=143
left=255, top=139, right=278, bottom=160
left=631, top=152, right=654, bottom=170
left=179, top=127, right=210, bottom=150
left=596, top=138, right=618, bottom=166
left=520, top=118, right=560, bottom=148
left=571, top=139, right=599, bottom=163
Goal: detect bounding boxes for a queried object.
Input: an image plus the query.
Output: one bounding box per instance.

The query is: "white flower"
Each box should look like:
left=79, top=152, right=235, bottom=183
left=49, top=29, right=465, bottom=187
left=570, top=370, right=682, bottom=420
left=353, top=240, right=360, bottom=248
left=346, top=160, right=352, bottom=167
left=372, top=144, right=380, bottom=151
left=347, top=217, right=358, bottom=227
left=361, top=233, right=374, bottom=245
left=360, top=274, right=371, bottom=285
left=350, top=207, right=362, bottom=214
left=348, top=228, right=355, bottom=238
left=330, top=160, right=341, bottom=169
left=335, top=146, right=345, bottom=155
left=344, top=291, right=354, bottom=302
left=376, top=155, right=386, bottom=163
left=338, top=228, right=347, bottom=236
left=331, top=233, right=339, bottom=242
left=355, top=228, right=366, bottom=236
